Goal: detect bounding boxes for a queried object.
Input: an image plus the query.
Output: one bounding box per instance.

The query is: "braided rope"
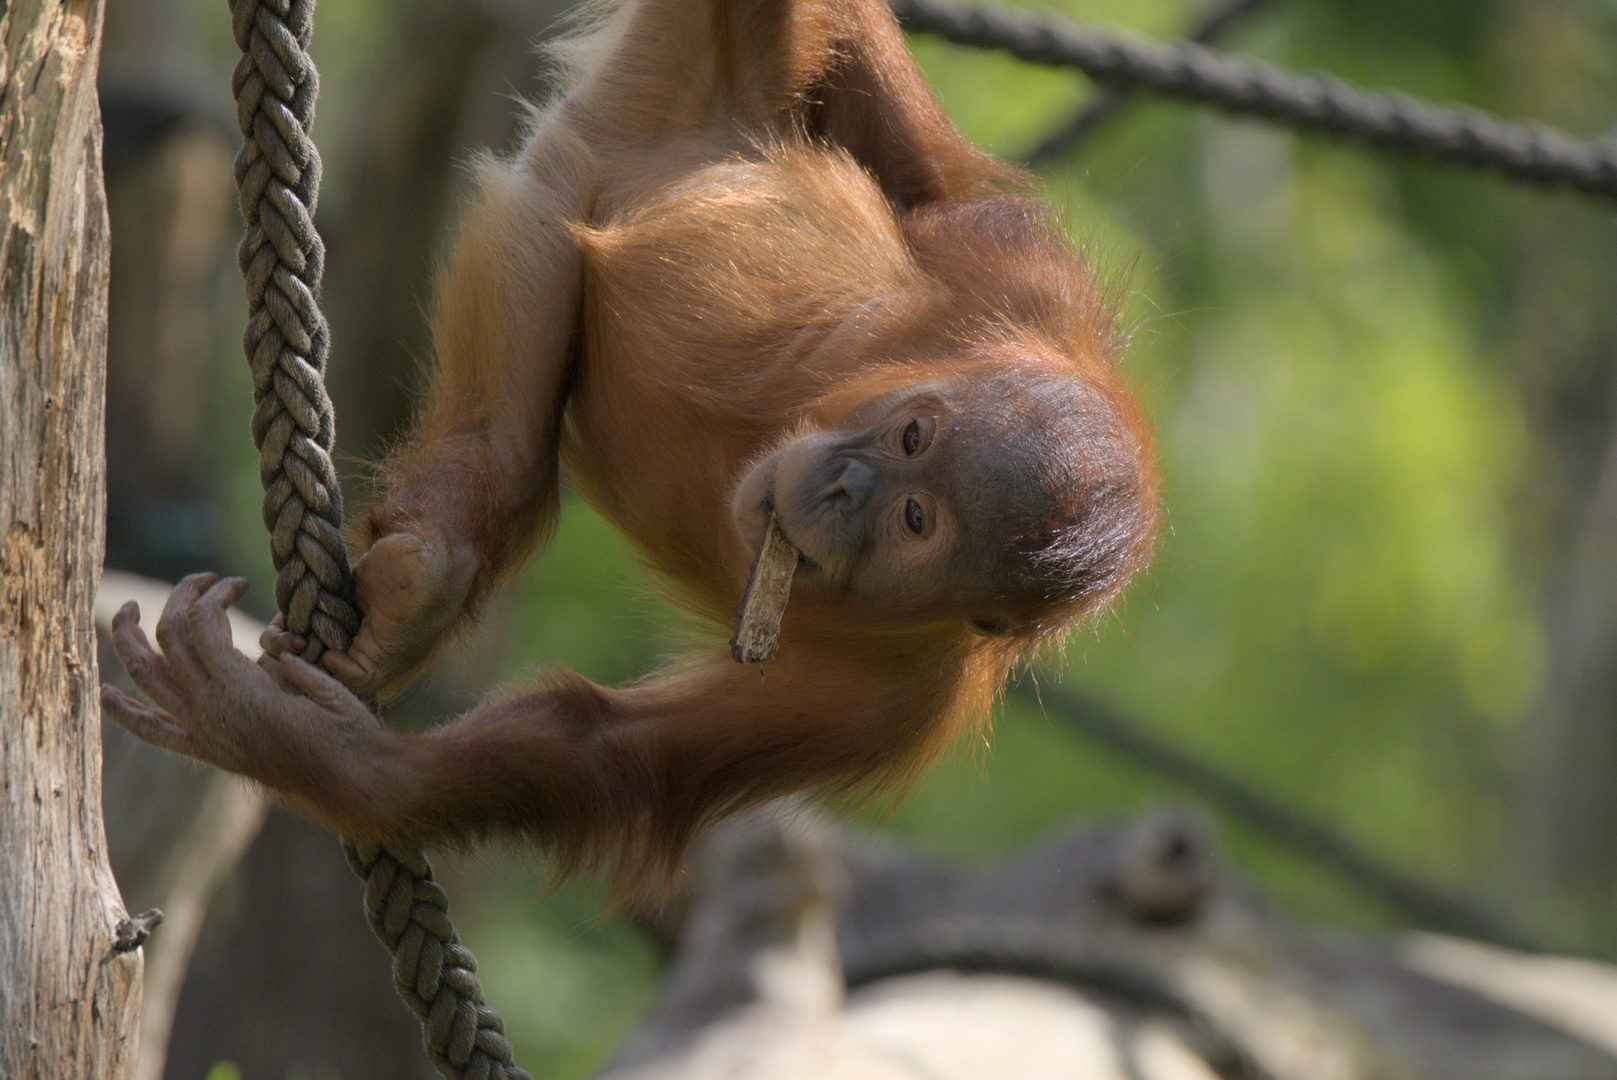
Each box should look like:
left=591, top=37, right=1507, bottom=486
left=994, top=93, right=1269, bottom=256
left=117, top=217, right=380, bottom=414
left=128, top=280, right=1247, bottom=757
left=1022, top=0, right=1278, bottom=166
left=892, top=0, right=1617, bottom=201
left=230, top=0, right=358, bottom=662
left=346, top=844, right=531, bottom=1080
left=227, top=1, right=529, bottom=1076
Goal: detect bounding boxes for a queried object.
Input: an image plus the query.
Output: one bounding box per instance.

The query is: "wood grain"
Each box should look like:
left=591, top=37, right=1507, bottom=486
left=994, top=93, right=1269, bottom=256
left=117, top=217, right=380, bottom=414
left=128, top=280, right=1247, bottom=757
left=731, top=517, right=799, bottom=663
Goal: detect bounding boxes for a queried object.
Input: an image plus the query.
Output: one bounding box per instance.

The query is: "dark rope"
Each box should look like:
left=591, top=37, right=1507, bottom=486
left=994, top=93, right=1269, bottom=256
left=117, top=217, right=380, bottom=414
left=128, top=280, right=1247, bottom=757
left=227, top=1, right=530, bottom=1076
left=230, top=0, right=357, bottom=663
left=346, top=844, right=528, bottom=1080
left=892, top=0, right=1617, bottom=201
left=1022, top=0, right=1277, bottom=166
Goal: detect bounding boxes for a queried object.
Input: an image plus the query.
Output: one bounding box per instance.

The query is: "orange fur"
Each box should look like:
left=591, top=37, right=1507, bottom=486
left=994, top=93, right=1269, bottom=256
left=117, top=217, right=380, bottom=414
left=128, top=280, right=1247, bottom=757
left=279, top=0, right=1158, bottom=892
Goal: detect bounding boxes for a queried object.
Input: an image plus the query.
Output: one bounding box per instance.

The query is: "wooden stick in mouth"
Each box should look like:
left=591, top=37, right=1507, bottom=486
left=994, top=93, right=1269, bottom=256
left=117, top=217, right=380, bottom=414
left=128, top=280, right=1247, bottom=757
left=731, top=515, right=799, bottom=663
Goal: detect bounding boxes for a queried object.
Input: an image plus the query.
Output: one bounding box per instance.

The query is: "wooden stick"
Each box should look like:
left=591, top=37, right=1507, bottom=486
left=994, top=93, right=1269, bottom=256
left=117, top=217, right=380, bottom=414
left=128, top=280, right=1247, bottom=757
left=731, top=516, right=799, bottom=663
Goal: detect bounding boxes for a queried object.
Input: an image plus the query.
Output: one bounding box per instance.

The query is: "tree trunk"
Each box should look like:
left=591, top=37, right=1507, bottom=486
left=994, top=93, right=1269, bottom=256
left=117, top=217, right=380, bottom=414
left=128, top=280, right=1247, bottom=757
left=0, top=0, right=136, bottom=1076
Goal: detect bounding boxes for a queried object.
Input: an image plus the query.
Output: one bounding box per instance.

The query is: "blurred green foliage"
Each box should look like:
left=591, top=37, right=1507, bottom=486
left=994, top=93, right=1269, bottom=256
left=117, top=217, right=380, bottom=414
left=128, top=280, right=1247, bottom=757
left=173, top=0, right=1617, bottom=1075
left=456, top=867, right=661, bottom=1077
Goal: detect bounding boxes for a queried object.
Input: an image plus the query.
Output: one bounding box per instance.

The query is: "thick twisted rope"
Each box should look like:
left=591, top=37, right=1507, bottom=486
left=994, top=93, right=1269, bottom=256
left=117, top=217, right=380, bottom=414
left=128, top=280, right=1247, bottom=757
left=227, top=1, right=529, bottom=1076
left=346, top=844, right=528, bottom=1080
left=892, top=0, right=1617, bottom=202
left=230, top=0, right=357, bottom=662
left=1022, top=0, right=1278, bottom=166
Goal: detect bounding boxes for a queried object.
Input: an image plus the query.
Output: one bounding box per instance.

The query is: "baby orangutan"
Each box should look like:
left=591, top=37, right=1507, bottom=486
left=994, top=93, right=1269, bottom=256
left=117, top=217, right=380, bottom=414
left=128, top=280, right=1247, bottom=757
left=103, top=0, right=1160, bottom=890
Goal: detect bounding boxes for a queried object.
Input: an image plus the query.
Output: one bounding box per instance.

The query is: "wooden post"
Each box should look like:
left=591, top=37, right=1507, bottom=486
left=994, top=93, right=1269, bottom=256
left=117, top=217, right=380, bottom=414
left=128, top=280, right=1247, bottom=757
left=0, top=0, right=140, bottom=1076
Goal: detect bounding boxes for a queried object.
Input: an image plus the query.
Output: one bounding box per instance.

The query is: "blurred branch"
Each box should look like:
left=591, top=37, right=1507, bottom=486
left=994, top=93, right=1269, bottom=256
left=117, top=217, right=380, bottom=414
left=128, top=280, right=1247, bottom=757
left=1022, top=0, right=1278, bottom=167
left=1018, top=684, right=1545, bottom=953
left=1524, top=373, right=1617, bottom=914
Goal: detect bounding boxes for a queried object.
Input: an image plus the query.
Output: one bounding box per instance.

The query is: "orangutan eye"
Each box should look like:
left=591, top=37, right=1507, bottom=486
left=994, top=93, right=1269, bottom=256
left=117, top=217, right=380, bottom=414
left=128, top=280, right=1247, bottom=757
left=904, top=498, right=925, bottom=535
left=902, top=419, right=922, bottom=456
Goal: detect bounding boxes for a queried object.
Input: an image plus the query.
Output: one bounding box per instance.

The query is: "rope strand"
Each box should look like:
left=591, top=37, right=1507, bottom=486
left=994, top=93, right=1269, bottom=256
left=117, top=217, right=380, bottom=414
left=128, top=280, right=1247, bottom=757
left=226, top=1, right=529, bottom=1075
left=893, top=0, right=1617, bottom=201
left=1022, top=0, right=1278, bottom=165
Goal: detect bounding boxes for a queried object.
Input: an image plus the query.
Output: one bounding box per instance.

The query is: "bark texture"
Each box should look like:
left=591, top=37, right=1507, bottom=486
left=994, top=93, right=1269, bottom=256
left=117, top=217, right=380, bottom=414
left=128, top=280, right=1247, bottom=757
left=0, top=0, right=136, bottom=1076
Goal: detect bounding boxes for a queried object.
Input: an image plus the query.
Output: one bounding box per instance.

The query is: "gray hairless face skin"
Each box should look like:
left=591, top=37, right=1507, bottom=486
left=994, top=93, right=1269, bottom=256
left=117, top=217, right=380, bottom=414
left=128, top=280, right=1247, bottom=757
left=732, top=369, right=1149, bottom=634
